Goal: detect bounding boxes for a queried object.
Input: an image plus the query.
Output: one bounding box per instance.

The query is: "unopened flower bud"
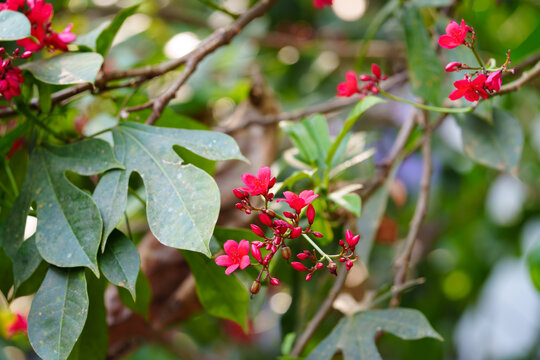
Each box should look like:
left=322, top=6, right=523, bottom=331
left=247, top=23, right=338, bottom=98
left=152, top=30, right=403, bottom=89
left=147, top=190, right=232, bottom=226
left=305, top=273, right=313, bottom=281
left=338, top=240, right=344, bottom=246
left=263, top=253, right=272, bottom=265
left=445, top=61, right=462, bottom=72
left=13, top=48, right=19, bottom=56
left=266, top=243, right=272, bottom=251
left=339, top=257, right=346, bottom=263
left=0, top=48, right=4, bottom=54
left=274, top=237, right=282, bottom=245
left=250, top=281, right=261, bottom=294
left=252, top=241, right=264, bottom=248
left=251, top=224, right=265, bottom=237
left=316, top=262, right=324, bottom=270
left=270, top=277, right=280, bottom=286
left=359, top=74, right=371, bottom=81
left=281, top=246, right=291, bottom=260
left=283, top=211, right=294, bottom=219
left=307, top=204, right=315, bottom=225
left=259, top=213, right=273, bottom=227
left=233, top=188, right=245, bottom=199
left=267, top=193, right=274, bottom=200
left=251, top=243, right=262, bottom=263
left=235, top=203, right=243, bottom=210
left=312, top=232, right=323, bottom=238
left=245, top=209, right=251, bottom=214
left=328, top=262, right=337, bottom=273
left=345, top=230, right=360, bottom=248
left=290, top=227, right=302, bottom=238
left=296, top=253, right=309, bottom=260
left=371, top=86, right=379, bottom=94
left=371, top=63, right=382, bottom=78
left=268, top=177, right=276, bottom=189
left=291, top=262, right=308, bottom=271
left=346, top=260, right=354, bottom=271
left=271, top=245, right=277, bottom=253
left=21, top=51, right=32, bottom=59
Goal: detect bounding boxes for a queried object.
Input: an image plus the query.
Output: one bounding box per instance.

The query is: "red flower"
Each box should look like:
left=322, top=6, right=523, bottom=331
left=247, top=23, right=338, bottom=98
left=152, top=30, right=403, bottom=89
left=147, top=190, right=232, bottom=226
left=277, top=190, right=318, bottom=213
left=345, top=229, right=360, bottom=249
left=485, top=70, right=502, bottom=92
left=438, top=19, right=471, bottom=49
left=215, top=240, right=250, bottom=275
left=238, top=166, right=274, bottom=196
left=337, top=71, right=359, bottom=97
left=273, top=220, right=292, bottom=235
left=449, top=74, right=489, bottom=102
left=26, top=0, right=53, bottom=25
left=0, top=0, right=25, bottom=10
left=313, top=0, right=332, bottom=9
left=445, top=62, right=462, bottom=72
left=0, top=60, right=24, bottom=100
left=6, top=313, right=27, bottom=337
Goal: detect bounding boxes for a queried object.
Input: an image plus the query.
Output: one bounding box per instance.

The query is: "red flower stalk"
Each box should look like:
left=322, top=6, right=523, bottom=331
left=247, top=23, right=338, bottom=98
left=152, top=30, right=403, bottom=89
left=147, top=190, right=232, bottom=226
left=312, top=0, right=332, bottom=9
left=215, top=240, right=251, bottom=275
left=238, top=166, right=274, bottom=196
left=438, top=19, right=471, bottom=49
left=6, top=313, right=27, bottom=337
left=277, top=190, right=319, bottom=213
left=449, top=74, right=489, bottom=102
left=485, top=70, right=502, bottom=92
left=291, top=262, right=308, bottom=271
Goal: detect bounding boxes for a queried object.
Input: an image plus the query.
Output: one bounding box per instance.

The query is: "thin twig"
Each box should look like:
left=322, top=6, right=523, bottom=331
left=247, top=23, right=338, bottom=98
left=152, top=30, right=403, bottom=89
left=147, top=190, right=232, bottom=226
left=496, top=58, right=540, bottom=96
left=390, top=113, right=433, bottom=308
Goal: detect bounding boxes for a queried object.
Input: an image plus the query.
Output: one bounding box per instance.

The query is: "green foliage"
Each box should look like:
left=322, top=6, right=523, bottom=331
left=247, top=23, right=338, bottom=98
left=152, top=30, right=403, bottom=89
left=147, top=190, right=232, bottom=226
left=93, top=122, right=246, bottom=255
left=0, top=10, right=30, bottom=40
left=306, top=309, right=442, bottom=360
left=459, top=107, right=523, bottom=173
left=2, top=140, right=121, bottom=275
left=12, top=234, right=43, bottom=292
left=182, top=250, right=249, bottom=330
left=28, top=267, right=89, bottom=360
left=99, top=230, right=140, bottom=300
left=117, top=271, right=152, bottom=320
left=527, top=241, right=540, bottom=292
left=22, top=53, right=104, bottom=85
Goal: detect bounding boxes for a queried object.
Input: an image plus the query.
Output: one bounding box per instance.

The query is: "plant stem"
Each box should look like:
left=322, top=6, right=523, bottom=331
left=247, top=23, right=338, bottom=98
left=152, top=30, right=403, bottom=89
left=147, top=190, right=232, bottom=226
left=378, top=90, right=473, bottom=113
left=470, top=46, right=484, bottom=68
left=301, top=233, right=332, bottom=263
left=4, top=160, right=19, bottom=197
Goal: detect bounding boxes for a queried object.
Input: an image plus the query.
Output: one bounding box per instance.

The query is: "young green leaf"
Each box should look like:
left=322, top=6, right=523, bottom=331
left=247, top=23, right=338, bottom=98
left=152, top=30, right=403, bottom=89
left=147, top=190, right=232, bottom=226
left=99, top=230, right=140, bottom=300
left=96, top=4, right=140, bottom=56
left=28, top=267, right=89, bottom=360
left=0, top=10, right=31, bottom=40
left=92, top=122, right=246, bottom=255
left=306, top=308, right=442, bottom=360
left=182, top=250, right=249, bottom=331
left=22, top=53, right=104, bottom=85
left=459, top=107, right=523, bottom=173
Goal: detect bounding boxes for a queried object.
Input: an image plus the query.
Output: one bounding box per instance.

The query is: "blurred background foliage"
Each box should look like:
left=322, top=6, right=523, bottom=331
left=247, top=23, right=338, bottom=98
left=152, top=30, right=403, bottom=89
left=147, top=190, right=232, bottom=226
left=2, top=0, right=540, bottom=359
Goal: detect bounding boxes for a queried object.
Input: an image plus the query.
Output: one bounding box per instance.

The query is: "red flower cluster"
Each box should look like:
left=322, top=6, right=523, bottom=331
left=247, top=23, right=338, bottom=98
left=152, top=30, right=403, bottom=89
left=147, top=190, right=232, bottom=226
left=337, top=64, right=387, bottom=98
left=0, top=49, right=29, bottom=100
left=439, top=19, right=513, bottom=102
left=6, top=313, right=27, bottom=338
left=0, top=0, right=76, bottom=53
left=313, top=0, right=332, bottom=9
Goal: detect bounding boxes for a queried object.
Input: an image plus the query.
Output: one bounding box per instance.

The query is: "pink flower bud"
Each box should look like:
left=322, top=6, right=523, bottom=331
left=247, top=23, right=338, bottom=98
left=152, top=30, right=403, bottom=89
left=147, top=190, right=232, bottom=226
left=338, top=240, right=344, bottom=246
left=316, top=263, right=324, bottom=270
left=345, top=230, right=360, bottom=248
left=339, top=257, right=346, bottom=262
left=305, top=273, right=313, bottom=281
left=263, top=253, right=272, bottom=265
left=251, top=243, right=262, bottom=263
left=245, top=209, right=251, bottom=214
left=235, top=203, right=243, bottom=210
left=359, top=74, right=372, bottom=82
left=371, top=86, right=379, bottom=94
left=274, top=237, right=282, bottom=245
left=271, top=245, right=277, bottom=253
left=371, top=63, right=382, bottom=78
left=259, top=213, right=273, bottom=227
left=251, top=224, right=265, bottom=237
left=445, top=61, right=462, bottom=72
left=307, top=204, right=315, bottom=225
left=267, top=193, right=274, bottom=199
left=268, top=177, right=276, bottom=189
left=270, top=277, right=280, bottom=286
left=21, top=51, right=32, bottom=59
left=13, top=48, right=19, bottom=56
left=290, top=227, right=302, bottom=238
left=283, top=211, right=294, bottom=219
left=346, top=260, right=354, bottom=271
left=297, top=253, right=309, bottom=260
left=233, top=188, right=245, bottom=199
left=312, top=232, right=323, bottom=238
left=291, top=262, right=308, bottom=271
left=252, top=241, right=264, bottom=248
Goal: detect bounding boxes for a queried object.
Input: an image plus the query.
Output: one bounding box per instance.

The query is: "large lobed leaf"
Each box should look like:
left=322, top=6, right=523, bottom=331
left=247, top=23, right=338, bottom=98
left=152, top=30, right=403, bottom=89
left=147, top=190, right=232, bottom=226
left=93, top=122, right=246, bottom=255
left=306, top=308, right=442, bottom=360
left=2, top=139, right=122, bottom=275
left=28, top=267, right=89, bottom=360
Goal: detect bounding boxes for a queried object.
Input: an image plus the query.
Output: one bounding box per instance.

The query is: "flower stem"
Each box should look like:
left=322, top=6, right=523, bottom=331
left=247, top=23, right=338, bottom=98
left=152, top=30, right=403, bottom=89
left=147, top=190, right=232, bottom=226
left=378, top=90, right=473, bottom=113
left=302, top=233, right=332, bottom=263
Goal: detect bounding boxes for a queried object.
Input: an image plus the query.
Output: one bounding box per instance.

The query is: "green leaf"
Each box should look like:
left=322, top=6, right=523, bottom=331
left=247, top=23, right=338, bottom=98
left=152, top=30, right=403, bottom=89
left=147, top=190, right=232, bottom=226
left=306, top=308, right=442, bottom=360
left=2, top=139, right=122, bottom=275
left=329, top=185, right=363, bottom=217
left=402, top=5, right=443, bottom=104
left=93, top=122, right=246, bottom=255
left=96, top=4, right=140, bottom=56
left=28, top=267, right=89, bottom=360
left=12, top=234, right=44, bottom=291
left=117, top=271, right=152, bottom=320
left=37, top=81, right=53, bottom=115
left=459, top=108, right=523, bottom=173
left=0, top=10, right=30, bottom=40
left=310, top=198, right=333, bottom=244
left=73, top=22, right=111, bottom=50
left=280, top=117, right=323, bottom=167
left=0, top=121, right=29, bottom=157
left=0, top=246, right=13, bottom=298
left=411, top=0, right=451, bottom=6
left=528, top=241, right=540, bottom=292
left=22, top=53, right=104, bottom=85
left=356, top=166, right=397, bottom=263
left=182, top=250, right=249, bottom=330
left=99, top=230, right=140, bottom=300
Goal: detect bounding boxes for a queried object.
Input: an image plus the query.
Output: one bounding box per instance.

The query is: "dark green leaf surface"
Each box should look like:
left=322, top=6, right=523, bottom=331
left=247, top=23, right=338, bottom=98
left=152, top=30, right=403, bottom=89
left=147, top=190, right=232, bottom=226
left=0, top=10, right=31, bottom=40
left=402, top=5, right=443, bottom=104
left=0, top=247, right=13, bottom=297
left=100, top=230, right=140, bottom=299
left=28, top=267, right=89, bottom=360
left=93, top=122, right=246, bottom=255
left=2, top=139, right=122, bottom=274
left=182, top=250, right=249, bottom=330
left=118, top=271, right=152, bottom=320
left=12, top=234, right=43, bottom=291
left=460, top=108, right=523, bottom=173
left=306, top=309, right=442, bottom=360
left=23, top=53, right=104, bottom=85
